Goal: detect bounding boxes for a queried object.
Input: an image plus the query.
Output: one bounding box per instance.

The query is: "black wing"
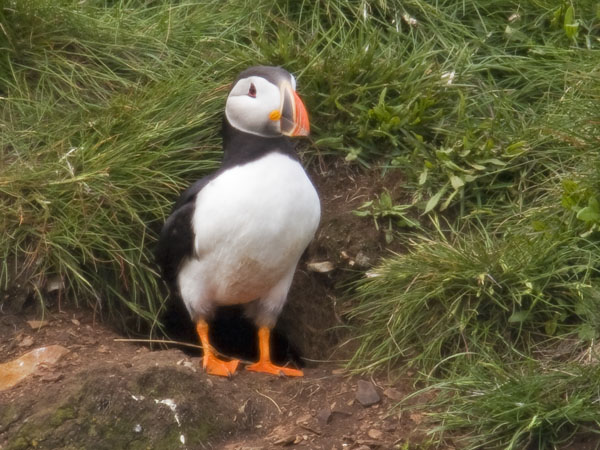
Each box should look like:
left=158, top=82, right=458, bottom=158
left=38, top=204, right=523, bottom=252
left=155, top=175, right=214, bottom=288
left=171, top=175, right=215, bottom=211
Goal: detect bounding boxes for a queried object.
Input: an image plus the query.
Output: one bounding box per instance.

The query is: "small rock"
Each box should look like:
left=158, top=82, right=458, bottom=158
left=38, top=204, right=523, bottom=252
left=354, top=251, right=371, bottom=268
left=18, top=336, right=34, bottom=348
left=270, top=425, right=296, bottom=446
left=409, top=412, right=424, bottom=425
left=307, top=261, right=335, bottom=273
left=0, top=345, right=69, bottom=391
left=273, top=435, right=295, bottom=446
left=355, top=380, right=381, bottom=407
left=383, top=387, right=403, bottom=402
left=82, top=337, right=98, bottom=346
left=331, top=402, right=353, bottom=417
left=367, top=429, right=383, bottom=440
left=27, top=320, right=49, bottom=330
left=295, top=413, right=312, bottom=425
left=46, top=275, right=65, bottom=292
left=383, top=422, right=397, bottom=432
left=177, top=359, right=197, bottom=372
left=316, top=405, right=332, bottom=425
left=40, top=372, right=64, bottom=383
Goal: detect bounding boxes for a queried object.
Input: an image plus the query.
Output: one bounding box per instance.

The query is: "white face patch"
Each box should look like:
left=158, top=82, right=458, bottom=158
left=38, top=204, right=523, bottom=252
left=225, top=76, right=282, bottom=137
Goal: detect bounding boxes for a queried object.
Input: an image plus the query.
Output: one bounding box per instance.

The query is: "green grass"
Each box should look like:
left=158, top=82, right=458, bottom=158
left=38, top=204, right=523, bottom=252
left=338, top=1, right=600, bottom=448
left=349, top=219, right=600, bottom=374
left=412, top=361, right=600, bottom=449
left=1, top=1, right=237, bottom=329
left=2, top=0, right=600, bottom=447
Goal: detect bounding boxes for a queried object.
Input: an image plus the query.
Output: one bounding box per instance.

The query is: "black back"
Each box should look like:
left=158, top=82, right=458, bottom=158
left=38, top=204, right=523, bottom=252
left=155, top=175, right=213, bottom=288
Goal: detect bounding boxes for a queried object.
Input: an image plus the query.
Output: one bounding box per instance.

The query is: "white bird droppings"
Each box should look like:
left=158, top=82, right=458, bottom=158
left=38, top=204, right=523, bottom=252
left=154, top=398, right=181, bottom=426
left=154, top=398, right=186, bottom=447
left=441, top=71, right=456, bottom=86
left=402, top=13, right=418, bottom=27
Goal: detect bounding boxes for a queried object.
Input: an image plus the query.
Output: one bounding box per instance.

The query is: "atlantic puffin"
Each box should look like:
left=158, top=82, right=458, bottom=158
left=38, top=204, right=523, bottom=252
left=156, top=66, right=320, bottom=377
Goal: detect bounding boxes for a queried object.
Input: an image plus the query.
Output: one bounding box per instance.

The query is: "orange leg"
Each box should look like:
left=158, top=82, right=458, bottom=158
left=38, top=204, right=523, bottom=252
left=246, top=327, right=303, bottom=377
left=196, top=320, right=239, bottom=377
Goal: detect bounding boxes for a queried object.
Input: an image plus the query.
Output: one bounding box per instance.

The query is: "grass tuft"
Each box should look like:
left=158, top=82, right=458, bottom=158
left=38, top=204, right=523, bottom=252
left=349, top=218, right=600, bottom=374
left=338, top=0, right=600, bottom=447
left=0, top=1, right=234, bottom=329
left=419, top=362, right=600, bottom=449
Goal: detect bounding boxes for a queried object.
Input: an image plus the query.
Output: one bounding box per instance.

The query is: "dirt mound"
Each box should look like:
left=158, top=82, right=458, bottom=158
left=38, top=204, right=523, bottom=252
left=1, top=311, right=427, bottom=449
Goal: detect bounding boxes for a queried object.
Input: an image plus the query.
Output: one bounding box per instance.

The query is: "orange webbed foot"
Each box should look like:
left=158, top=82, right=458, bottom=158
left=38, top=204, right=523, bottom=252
left=246, top=326, right=303, bottom=377
left=196, top=319, right=239, bottom=377
left=203, top=353, right=240, bottom=377
left=246, top=360, right=303, bottom=377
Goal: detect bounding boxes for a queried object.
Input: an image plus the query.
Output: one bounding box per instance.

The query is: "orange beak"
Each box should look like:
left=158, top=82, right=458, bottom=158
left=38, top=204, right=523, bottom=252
left=290, top=90, right=310, bottom=136
left=280, top=83, right=310, bottom=137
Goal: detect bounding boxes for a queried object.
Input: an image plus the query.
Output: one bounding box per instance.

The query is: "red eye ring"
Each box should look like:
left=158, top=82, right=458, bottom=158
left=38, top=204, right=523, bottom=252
left=248, top=83, right=257, bottom=98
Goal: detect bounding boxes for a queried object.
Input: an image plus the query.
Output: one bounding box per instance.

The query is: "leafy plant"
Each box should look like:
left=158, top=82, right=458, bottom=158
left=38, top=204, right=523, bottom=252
left=353, top=190, right=420, bottom=243
left=562, top=170, right=600, bottom=237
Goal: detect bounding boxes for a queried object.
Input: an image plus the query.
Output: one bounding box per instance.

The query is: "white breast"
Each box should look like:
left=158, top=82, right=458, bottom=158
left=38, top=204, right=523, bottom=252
left=180, top=152, right=320, bottom=309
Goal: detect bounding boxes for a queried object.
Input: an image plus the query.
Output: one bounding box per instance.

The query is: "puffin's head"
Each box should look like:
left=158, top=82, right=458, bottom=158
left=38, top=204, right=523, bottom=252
left=225, top=66, right=310, bottom=138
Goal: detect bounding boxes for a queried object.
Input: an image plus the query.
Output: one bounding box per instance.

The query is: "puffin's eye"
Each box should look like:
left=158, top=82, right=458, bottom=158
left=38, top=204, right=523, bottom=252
left=248, top=83, right=257, bottom=98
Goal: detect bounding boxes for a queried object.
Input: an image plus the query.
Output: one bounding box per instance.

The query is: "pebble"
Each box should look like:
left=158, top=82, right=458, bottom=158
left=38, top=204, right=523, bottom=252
left=368, top=429, right=383, bottom=440
left=317, top=405, right=332, bottom=424
left=383, top=387, right=403, bottom=402
left=355, top=380, right=381, bottom=407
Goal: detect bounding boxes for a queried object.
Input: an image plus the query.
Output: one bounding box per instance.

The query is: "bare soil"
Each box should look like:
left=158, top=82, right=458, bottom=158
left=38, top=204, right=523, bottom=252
left=0, top=308, right=430, bottom=450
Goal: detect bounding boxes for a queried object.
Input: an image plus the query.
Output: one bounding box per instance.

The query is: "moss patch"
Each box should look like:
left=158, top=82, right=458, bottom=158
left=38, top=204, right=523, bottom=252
left=3, top=366, right=237, bottom=449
